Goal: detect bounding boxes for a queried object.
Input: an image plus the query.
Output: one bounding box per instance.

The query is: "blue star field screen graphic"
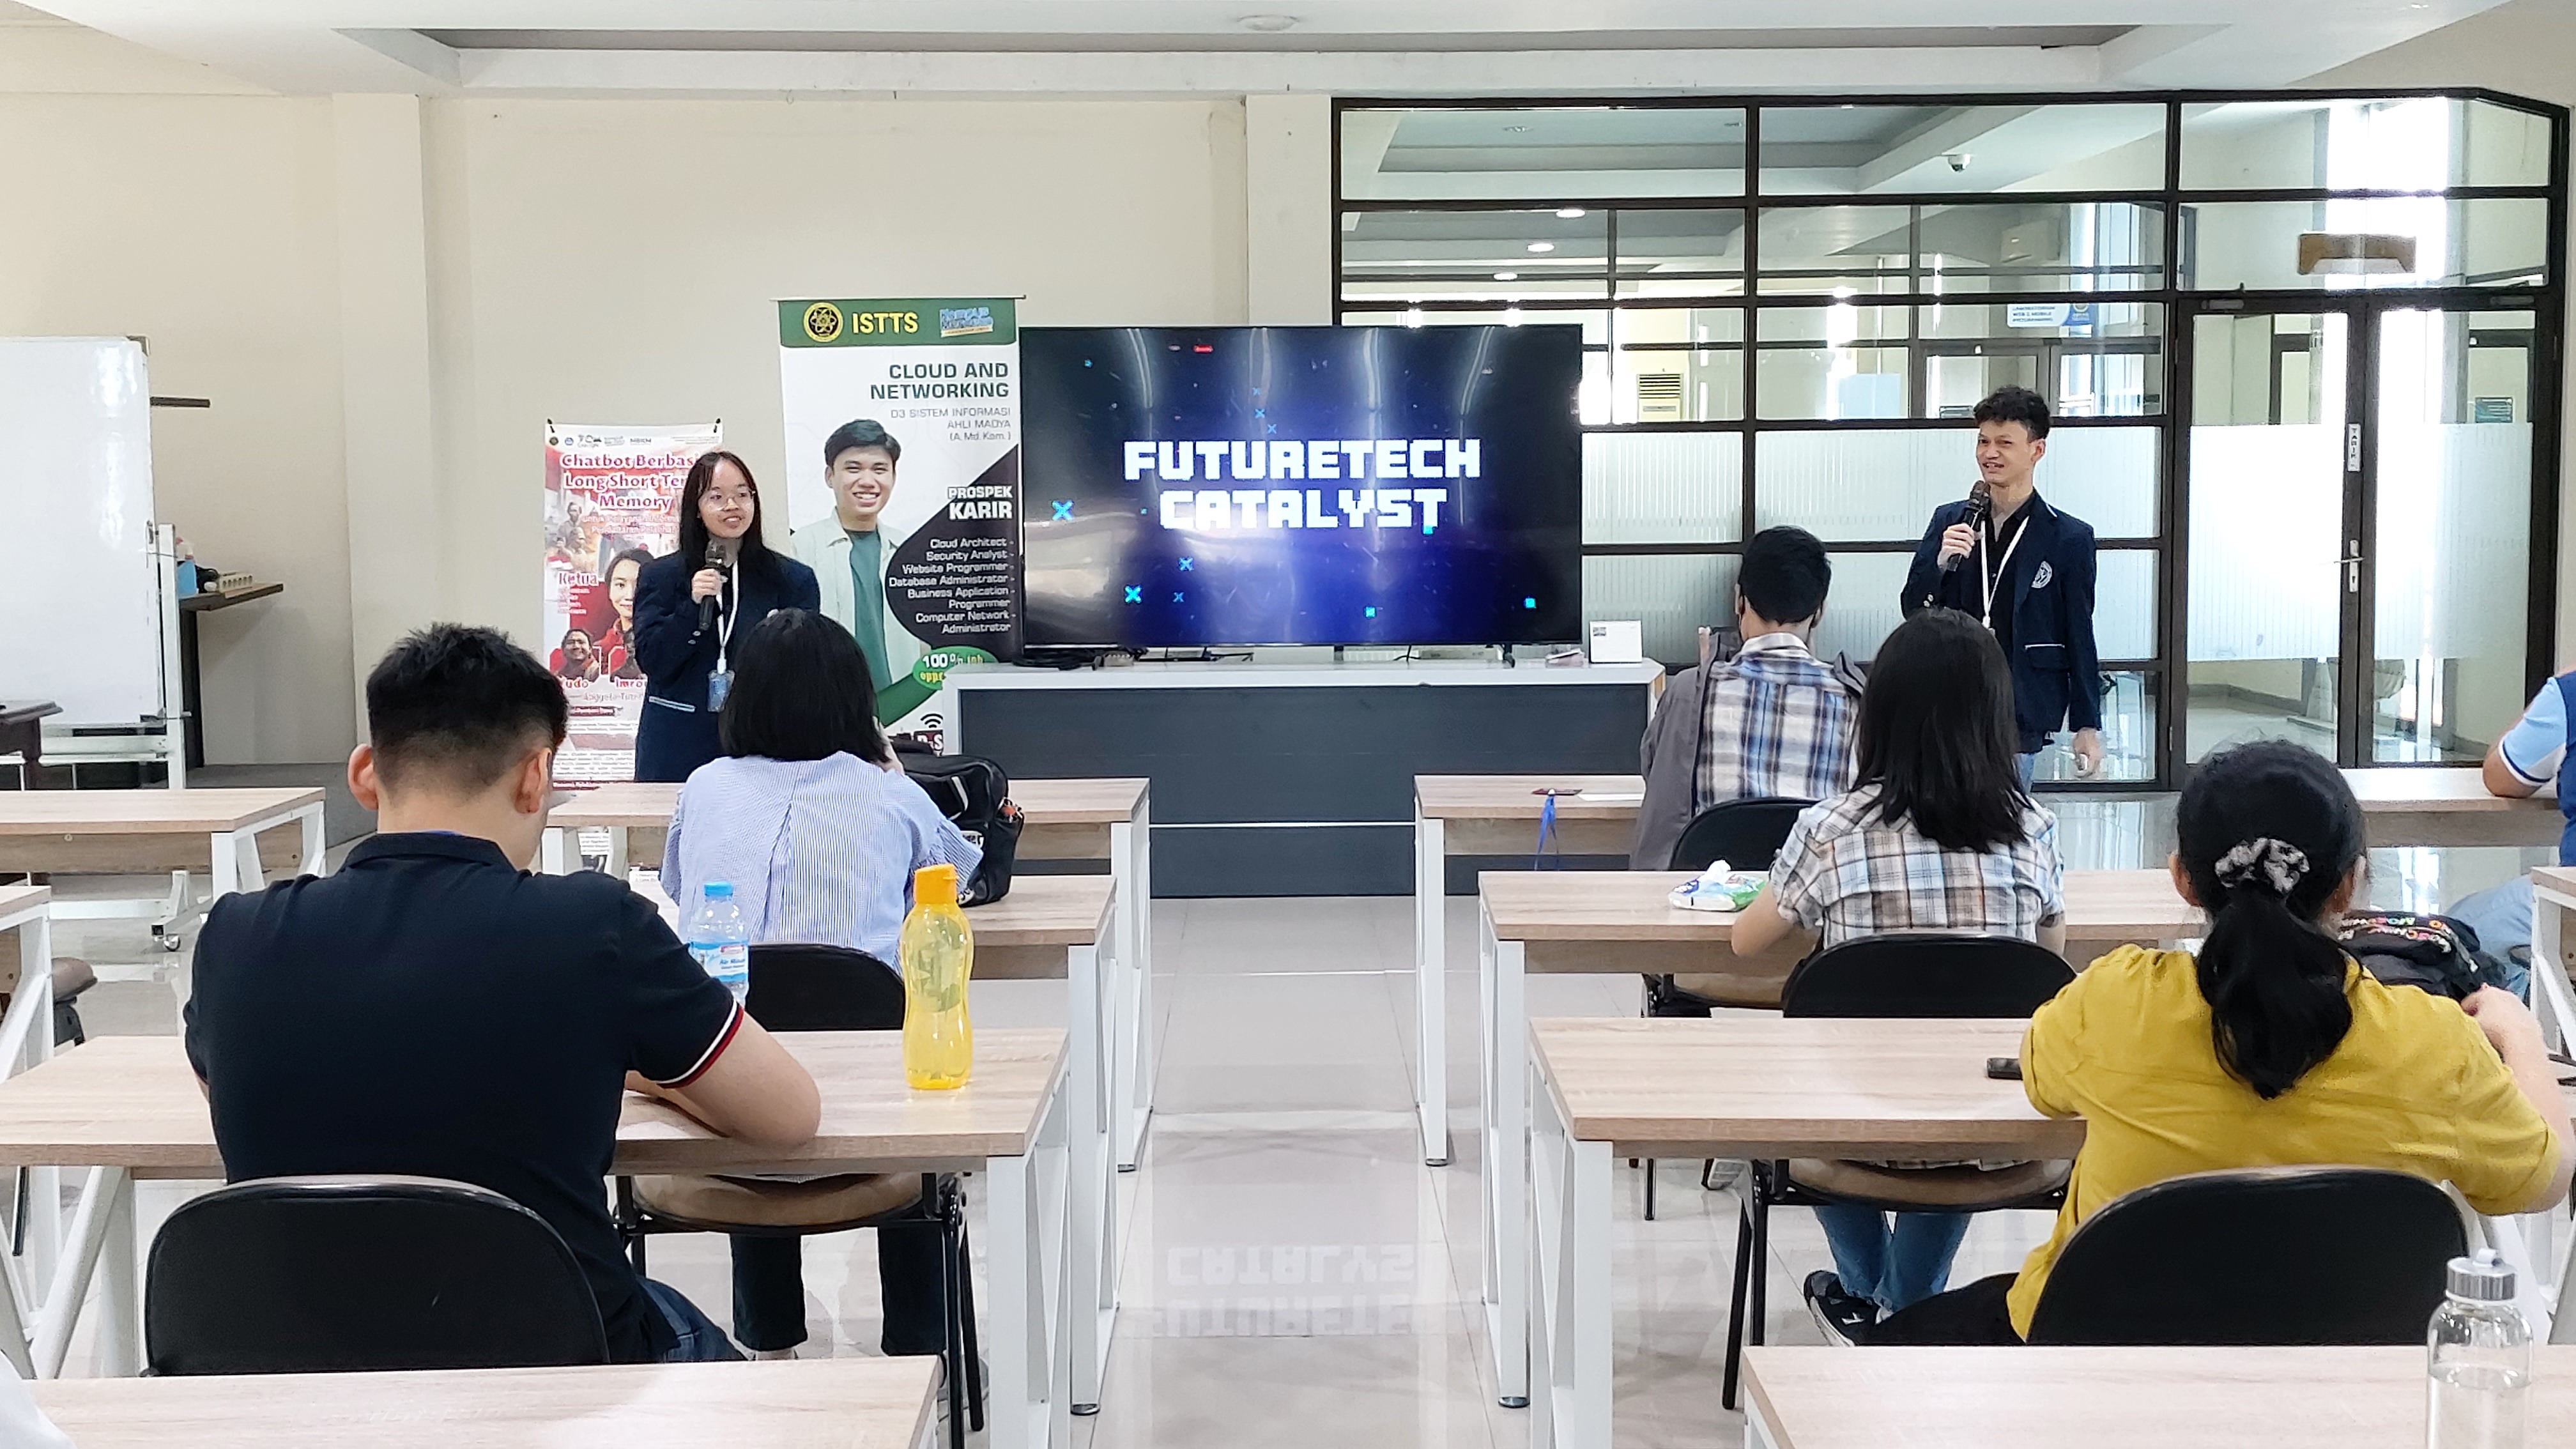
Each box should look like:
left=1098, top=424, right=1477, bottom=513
left=1020, top=325, right=1581, bottom=649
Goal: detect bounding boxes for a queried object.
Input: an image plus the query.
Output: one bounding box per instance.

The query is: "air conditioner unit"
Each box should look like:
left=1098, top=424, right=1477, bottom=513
left=1635, top=371, right=1683, bottom=422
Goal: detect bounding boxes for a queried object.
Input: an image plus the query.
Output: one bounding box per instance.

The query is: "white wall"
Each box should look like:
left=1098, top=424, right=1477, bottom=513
left=0, top=7, right=1262, bottom=760
left=0, top=80, right=353, bottom=764
left=417, top=96, right=1251, bottom=647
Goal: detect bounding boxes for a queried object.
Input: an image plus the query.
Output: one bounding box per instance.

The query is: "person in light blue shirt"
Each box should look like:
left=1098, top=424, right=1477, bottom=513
left=2440, top=670, right=2576, bottom=972
left=663, top=607, right=979, bottom=1360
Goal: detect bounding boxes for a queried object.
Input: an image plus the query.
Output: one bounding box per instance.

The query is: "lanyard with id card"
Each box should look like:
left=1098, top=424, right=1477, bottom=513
left=706, top=580, right=739, bottom=710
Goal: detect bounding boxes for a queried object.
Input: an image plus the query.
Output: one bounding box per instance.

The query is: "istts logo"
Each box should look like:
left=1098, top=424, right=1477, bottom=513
left=801, top=302, right=843, bottom=343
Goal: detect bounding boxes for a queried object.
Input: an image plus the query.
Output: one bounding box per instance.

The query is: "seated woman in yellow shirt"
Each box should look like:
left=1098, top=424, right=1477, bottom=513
left=1870, top=740, right=2573, bottom=1344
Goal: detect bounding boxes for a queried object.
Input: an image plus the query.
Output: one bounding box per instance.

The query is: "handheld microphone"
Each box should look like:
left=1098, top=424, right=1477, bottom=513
left=698, top=536, right=737, bottom=631
left=1940, top=480, right=1993, bottom=576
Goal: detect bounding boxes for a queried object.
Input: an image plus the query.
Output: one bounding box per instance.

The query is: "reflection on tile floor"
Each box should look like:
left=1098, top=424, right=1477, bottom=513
left=21, top=808, right=2550, bottom=1441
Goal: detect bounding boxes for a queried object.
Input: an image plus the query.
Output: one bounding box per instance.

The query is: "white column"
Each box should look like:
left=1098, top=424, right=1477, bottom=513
left=1245, top=93, right=1333, bottom=326
left=333, top=94, right=441, bottom=714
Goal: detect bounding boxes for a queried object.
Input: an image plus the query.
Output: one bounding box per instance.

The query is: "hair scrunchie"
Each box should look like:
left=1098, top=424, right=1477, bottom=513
left=2214, top=836, right=2311, bottom=898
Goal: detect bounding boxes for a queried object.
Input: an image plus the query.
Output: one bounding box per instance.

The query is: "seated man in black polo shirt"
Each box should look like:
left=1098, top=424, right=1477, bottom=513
left=185, top=624, right=823, bottom=1363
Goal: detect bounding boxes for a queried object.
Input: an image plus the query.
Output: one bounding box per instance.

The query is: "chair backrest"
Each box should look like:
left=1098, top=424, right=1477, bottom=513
left=1780, top=933, right=2074, bottom=1020
left=1669, top=796, right=1815, bottom=873
left=2027, top=1166, right=2466, bottom=1346
left=145, top=1174, right=607, bottom=1375
left=746, top=942, right=905, bottom=1032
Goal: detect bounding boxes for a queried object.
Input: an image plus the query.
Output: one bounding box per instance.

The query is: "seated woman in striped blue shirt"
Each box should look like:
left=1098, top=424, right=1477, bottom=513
left=663, top=606, right=979, bottom=1361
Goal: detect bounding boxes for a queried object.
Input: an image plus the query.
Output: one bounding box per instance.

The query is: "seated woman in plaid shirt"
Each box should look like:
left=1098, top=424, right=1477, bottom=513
left=1733, top=607, right=2067, bottom=1339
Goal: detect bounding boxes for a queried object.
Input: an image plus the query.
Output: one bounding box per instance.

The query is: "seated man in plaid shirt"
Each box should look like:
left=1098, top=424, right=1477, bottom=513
left=1632, top=525, right=1859, bottom=872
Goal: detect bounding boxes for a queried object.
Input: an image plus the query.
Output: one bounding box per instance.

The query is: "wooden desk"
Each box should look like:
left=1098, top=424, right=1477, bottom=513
left=543, top=776, right=1158, bottom=1173
left=0, top=787, right=326, bottom=970
left=1415, top=764, right=2560, bottom=1167
left=2343, top=766, right=2561, bottom=848
left=1524, top=1018, right=2576, bottom=1449
left=1742, top=1344, right=2576, bottom=1449
left=1411, top=773, right=1646, bottom=1169
left=33, top=1354, right=941, bottom=1449
left=1469, top=866, right=2197, bottom=1407
left=0, top=1031, right=1073, bottom=1449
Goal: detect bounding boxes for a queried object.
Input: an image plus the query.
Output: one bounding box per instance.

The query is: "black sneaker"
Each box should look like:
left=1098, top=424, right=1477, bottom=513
left=1802, top=1270, right=1878, bottom=1347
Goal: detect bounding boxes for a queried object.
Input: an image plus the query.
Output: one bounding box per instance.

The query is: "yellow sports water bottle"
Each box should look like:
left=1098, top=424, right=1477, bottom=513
left=900, top=863, right=974, bottom=1090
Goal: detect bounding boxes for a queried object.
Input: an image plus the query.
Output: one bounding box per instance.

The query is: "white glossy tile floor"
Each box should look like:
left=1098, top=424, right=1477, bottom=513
left=24, top=808, right=2552, bottom=1443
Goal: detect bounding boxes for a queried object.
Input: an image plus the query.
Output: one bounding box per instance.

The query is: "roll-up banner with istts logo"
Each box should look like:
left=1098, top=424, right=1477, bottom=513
left=777, top=297, right=1022, bottom=746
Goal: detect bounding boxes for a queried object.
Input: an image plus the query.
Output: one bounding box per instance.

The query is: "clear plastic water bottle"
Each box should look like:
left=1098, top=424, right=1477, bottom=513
left=2428, top=1249, right=2531, bottom=1449
left=685, top=881, right=752, bottom=1004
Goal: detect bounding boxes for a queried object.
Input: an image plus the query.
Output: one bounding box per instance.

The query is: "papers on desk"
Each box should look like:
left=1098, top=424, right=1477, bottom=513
left=1671, top=864, right=1765, bottom=914
left=1577, top=791, right=1643, bottom=804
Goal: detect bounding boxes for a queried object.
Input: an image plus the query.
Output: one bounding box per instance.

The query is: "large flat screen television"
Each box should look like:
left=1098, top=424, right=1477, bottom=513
left=1020, top=325, right=1581, bottom=650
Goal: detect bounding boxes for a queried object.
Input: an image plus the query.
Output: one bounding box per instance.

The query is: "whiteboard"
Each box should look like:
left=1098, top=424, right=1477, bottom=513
left=0, top=339, right=162, bottom=725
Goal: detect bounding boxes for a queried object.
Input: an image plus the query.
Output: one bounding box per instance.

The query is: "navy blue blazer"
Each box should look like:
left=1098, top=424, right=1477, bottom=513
left=1901, top=493, right=2103, bottom=755
left=629, top=546, right=820, bottom=783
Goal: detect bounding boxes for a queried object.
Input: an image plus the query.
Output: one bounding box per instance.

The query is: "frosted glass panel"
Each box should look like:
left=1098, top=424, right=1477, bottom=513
left=1584, top=554, right=1738, bottom=664
left=1754, top=426, right=2158, bottom=540
left=2096, top=549, right=2157, bottom=661
left=2372, top=308, right=2534, bottom=762
left=1810, top=553, right=1914, bottom=664
left=1583, top=433, right=1742, bottom=544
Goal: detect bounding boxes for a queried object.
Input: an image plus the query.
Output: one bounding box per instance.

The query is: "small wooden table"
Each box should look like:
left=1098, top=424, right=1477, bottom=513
left=1742, top=1344, right=2576, bottom=1449
left=1469, top=866, right=2200, bottom=1407
left=33, top=1356, right=942, bottom=1449
left=1523, top=1018, right=2576, bottom=1449
left=2343, top=765, right=2561, bottom=848
left=0, top=1030, right=1074, bottom=1449
left=0, top=786, right=327, bottom=974
left=543, top=777, right=1158, bottom=1171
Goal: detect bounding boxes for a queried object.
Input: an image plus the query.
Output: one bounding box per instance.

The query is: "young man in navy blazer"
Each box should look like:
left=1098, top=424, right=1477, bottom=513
left=1901, top=387, right=2104, bottom=788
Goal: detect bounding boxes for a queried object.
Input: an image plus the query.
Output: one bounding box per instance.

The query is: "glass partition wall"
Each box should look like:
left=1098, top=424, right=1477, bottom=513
left=1337, top=92, right=2565, bottom=786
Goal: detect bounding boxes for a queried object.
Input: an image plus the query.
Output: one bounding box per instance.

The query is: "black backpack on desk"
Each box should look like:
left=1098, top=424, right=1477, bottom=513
left=891, top=738, right=1022, bottom=905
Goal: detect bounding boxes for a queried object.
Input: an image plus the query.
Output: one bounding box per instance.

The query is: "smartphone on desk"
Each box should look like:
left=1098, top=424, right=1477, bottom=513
left=1985, top=1057, right=2023, bottom=1080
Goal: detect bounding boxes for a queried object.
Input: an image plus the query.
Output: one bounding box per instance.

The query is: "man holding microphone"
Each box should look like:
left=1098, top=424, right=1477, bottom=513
left=1901, top=385, right=2104, bottom=788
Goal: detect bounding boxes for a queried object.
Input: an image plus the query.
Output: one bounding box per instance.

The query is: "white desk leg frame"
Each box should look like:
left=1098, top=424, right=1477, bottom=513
left=540, top=828, right=568, bottom=875
left=986, top=1069, right=1075, bottom=1449
left=12, top=1166, right=134, bottom=1379
left=1065, top=940, right=1117, bottom=1414
left=0, top=915, right=56, bottom=1377
left=1531, top=1057, right=1610, bottom=1449
left=1415, top=809, right=1449, bottom=1167
left=2525, top=892, right=2576, bottom=1326
left=1114, top=795, right=1154, bottom=1171
left=1478, top=899, right=1529, bottom=1407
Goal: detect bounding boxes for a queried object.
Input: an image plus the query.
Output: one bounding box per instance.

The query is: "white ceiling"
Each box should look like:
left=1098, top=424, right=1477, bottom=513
left=3, top=1, right=2527, bottom=98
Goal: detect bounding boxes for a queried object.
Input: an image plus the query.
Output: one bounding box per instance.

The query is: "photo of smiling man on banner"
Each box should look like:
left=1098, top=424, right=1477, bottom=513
left=793, top=417, right=922, bottom=693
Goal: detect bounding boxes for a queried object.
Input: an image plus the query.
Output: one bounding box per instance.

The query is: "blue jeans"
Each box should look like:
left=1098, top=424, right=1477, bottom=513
left=2014, top=752, right=2038, bottom=793
left=1815, top=1204, right=1972, bottom=1315
left=645, top=1278, right=745, bottom=1362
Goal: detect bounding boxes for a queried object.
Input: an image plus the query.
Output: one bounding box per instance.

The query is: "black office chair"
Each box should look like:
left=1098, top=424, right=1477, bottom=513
left=145, top=1174, right=608, bottom=1374
left=1719, top=933, right=2076, bottom=1408
left=617, top=942, right=982, bottom=1449
left=2025, top=1165, right=2466, bottom=1345
left=1637, top=796, right=1815, bottom=1220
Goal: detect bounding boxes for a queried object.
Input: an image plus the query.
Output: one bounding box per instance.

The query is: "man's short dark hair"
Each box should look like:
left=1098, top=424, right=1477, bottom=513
left=824, top=418, right=901, bottom=469
left=1972, top=385, right=2051, bottom=440
left=1738, top=526, right=1832, bottom=625
left=365, top=625, right=567, bottom=793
